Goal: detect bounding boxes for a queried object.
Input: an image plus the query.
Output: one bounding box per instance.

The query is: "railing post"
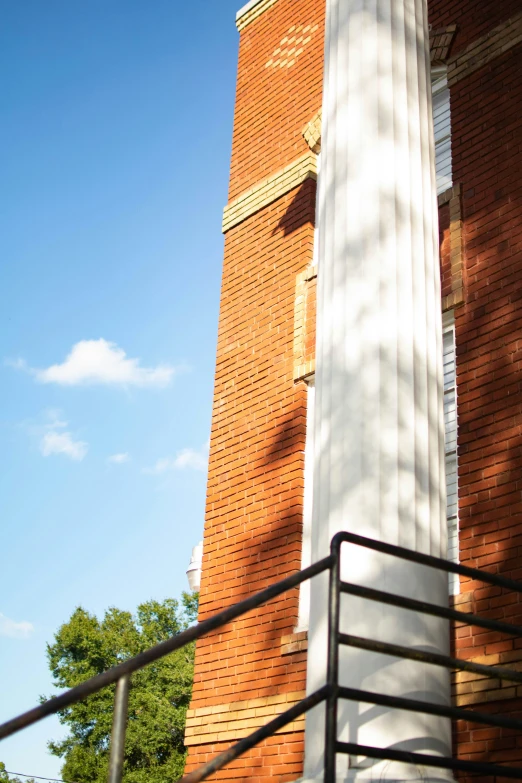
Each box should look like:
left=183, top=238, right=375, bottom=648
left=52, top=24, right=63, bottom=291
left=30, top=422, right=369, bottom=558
left=108, top=674, right=130, bottom=783
left=325, top=535, right=341, bottom=782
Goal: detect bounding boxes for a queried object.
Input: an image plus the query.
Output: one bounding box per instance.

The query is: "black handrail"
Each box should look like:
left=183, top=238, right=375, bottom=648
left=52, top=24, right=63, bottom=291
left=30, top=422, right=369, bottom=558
left=0, top=554, right=332, bottom=742
left=325, top=531, right=522, bottom=782
left=1, top=531, right=521, bottom=783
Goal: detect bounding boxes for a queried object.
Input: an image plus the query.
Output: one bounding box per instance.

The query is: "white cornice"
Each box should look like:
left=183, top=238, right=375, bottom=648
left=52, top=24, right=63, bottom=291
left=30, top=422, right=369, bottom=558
left=236, top=0, right=279, bottom=31
left=236, top=0, right=263, bottom=21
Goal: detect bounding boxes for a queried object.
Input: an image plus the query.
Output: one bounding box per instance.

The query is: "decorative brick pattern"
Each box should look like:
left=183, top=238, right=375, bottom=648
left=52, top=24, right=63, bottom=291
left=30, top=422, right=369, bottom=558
left=430, top=24, right=458, bottom=63
left=236, top=0, right=280, bottom=32
left=302, top=109, right=322, bottom=154
left=447, top=11, right=522, bottom=85
left=185, top=692, right=305, bottom=746
left=293, top=264, right=317, bottom=382
left=439, top=184, right=465, bottom=312
left=222, top=152, right=318, bottom=233
left=265, top=23, right=320, bottom=69
left=228, top=0, right=325, bottom=202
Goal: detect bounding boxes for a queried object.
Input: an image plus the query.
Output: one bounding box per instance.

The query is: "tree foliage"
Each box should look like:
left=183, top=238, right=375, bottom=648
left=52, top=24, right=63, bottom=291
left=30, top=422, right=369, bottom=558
left=45, top=594, right=198, bottom=783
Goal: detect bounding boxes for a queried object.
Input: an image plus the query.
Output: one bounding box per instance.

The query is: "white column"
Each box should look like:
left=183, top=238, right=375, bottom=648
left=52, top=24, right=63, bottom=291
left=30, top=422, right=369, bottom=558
left=303, top=0, right=453, bottom=781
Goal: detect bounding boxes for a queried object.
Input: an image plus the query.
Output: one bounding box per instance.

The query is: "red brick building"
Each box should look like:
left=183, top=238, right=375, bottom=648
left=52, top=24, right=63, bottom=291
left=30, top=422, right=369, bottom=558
left=184, top=0, right=522, bottom=780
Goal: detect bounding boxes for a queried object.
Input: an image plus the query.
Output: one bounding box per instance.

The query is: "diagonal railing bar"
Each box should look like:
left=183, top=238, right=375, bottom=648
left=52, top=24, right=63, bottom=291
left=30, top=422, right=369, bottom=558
left=2, top=529, right=522, bottom=783
left=180, top=686, right=330, bottom=783
left=340, top=579, right=522, bottom=637
left=327, top=531, right=522, bottom=783
left=0, top=555, right=332, bottom=743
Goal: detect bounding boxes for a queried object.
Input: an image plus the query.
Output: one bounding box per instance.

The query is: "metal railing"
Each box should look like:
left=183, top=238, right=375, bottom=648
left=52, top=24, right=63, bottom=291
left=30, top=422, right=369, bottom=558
left=1, top=532, right=522, bottom=782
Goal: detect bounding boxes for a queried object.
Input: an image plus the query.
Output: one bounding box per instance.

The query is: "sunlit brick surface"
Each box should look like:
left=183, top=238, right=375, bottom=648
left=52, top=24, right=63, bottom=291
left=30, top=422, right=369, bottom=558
left=186, top=0, right=522, bottom=778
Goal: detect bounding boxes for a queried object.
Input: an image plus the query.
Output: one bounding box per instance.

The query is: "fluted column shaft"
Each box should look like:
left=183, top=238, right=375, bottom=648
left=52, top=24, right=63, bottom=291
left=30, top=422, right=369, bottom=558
left=304, top=0, right=453, bottom=780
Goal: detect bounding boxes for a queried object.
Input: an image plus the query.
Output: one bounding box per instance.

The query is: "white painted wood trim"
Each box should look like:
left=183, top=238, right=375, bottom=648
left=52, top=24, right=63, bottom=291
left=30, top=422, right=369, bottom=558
left=305, top=0, right=454, bottom=778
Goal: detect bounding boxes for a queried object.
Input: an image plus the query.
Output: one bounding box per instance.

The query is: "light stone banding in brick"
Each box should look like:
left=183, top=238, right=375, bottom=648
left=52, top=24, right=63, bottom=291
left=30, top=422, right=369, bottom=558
left=222, top=152, right=317, bottom=232
left=281, top=630, right=309, bottom=656
left=453, top=647, right=522, bottom=706
left=447, top=11, right=522, bottom=85
left=294, top=265, right=317, bottom=382
left=440, top=184, right=464, bottom=312
left=185, top=691, right=305, bottom=746
left=236, top=0, right=280, bottom=32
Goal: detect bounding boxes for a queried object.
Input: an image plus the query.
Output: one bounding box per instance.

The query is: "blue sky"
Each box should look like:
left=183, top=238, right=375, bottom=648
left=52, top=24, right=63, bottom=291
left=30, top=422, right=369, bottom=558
left=0, top=1, right=240, bottom=776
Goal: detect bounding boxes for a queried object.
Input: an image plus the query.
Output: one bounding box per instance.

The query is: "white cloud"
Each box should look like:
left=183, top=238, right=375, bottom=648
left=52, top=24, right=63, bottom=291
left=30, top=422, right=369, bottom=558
left=5, top=357, right=28, bottom=371
left=173, top=448, right=208, bottom=471
left=40, top=430, right=88, bottom=461
left=0, top=613, right=34, bottom=639
left=143, top=457, right=173, bottom=475
left=44, top=409, right=68, bottom=430
left=108, top=452, right=130, bottom=464
left=144, top=441, right=209, bottom=475
left=10, top=339, right=177, bottom=388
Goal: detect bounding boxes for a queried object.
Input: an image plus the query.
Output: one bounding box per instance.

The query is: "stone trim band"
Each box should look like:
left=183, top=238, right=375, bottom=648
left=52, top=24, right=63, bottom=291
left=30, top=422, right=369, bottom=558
left=222, top=152, right=318, bottom=232
left=439, top=184, right=465, bottom=312
left=185, top=691, right=305, bottom=746
left=294, top=264, right=317, bottom=382
left=447, top=12, right=522, bottom=86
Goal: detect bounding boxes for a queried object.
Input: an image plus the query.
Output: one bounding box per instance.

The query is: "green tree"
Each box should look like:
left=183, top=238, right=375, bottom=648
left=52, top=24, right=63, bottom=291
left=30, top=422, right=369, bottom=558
left=45, top=594, right=198, bottom=783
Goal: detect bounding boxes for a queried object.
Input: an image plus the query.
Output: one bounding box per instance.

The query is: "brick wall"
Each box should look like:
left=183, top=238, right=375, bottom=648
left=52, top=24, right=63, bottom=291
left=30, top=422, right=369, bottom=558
left=450, top=33, right=522, bottom=774
left=428, top=0, right=521, bottom=54
left=228, top=0, right=324, bottom=202
left=185, top=184, right=315, bottom=783
left=186, top=0, right=521, bottom=778
left=185, top=1, right=324, bottom=778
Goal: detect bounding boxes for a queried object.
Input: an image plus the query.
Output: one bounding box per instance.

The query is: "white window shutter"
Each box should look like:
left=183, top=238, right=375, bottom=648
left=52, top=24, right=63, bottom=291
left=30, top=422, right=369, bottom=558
left=432, top=72, right=452, bottom=194
left=443, top=312, right=459, bottom=594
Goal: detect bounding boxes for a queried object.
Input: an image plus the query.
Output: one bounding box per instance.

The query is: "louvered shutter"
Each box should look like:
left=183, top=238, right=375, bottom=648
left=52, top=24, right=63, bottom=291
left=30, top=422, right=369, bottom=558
left=443, top=311, right=459, bottom=593
left=433, top=72, right=452, bottom=195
